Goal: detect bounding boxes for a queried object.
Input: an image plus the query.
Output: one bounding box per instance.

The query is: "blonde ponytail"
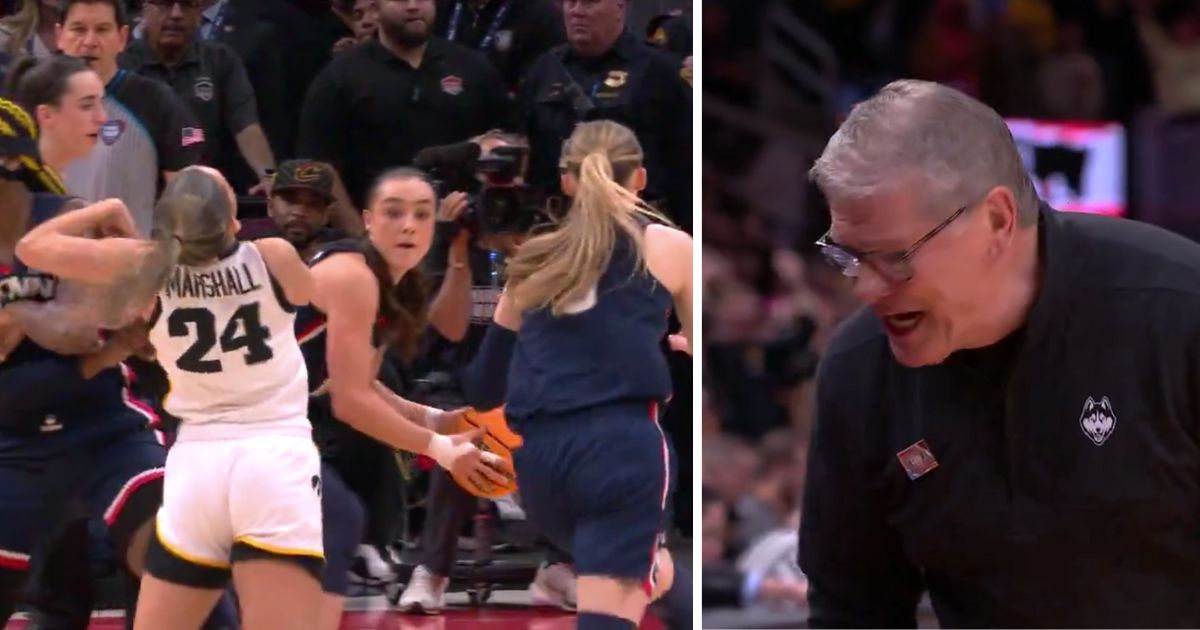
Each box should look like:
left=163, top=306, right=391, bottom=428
left=505, top=120, right=671, bottom=316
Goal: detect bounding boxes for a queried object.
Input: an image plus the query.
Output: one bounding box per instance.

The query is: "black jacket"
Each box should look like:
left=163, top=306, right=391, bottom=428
left=800, top=203, right=1200, bottom=628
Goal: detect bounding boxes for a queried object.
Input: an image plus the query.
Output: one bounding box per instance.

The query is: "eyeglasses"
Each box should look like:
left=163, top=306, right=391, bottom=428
left=815, top=204, right=968, bottom=283
left=146, top=0, right=202, bottom=10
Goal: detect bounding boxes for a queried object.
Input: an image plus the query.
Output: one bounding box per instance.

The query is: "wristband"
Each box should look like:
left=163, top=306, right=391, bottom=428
left=425, top=432, right=457, bottom=470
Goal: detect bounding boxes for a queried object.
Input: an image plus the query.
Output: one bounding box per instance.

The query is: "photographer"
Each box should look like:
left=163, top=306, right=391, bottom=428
left=399, top=130, right=577, bottom=613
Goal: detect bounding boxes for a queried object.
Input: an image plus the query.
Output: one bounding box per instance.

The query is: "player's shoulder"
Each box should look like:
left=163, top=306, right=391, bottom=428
left=310, top=242, right=374, bottom=284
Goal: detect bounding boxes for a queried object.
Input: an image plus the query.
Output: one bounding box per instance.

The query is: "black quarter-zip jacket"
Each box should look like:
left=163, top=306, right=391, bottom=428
left=799, top=203, right=1200, bottom=628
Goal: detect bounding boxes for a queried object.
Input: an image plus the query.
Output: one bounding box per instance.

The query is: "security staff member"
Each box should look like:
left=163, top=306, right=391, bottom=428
left=298, top=0, right=514, bottom=212
left=801, top=79, right=1200, bottom=628
left=434, top=0, right=565, bottom=92
left=121, top=0, right=277, bottom=195
left=518, top=0, right=691, bottom=232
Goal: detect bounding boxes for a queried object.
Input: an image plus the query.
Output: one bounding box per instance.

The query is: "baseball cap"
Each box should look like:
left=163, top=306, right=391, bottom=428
left=272, top=160, right=335, bottom=204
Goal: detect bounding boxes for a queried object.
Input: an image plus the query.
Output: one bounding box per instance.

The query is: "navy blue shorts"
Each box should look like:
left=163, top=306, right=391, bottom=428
left=320, top=462, right=364, bottom=595
left=0, top=425, right=165, bottom=572
left=511, top=401, right=676, bottom=594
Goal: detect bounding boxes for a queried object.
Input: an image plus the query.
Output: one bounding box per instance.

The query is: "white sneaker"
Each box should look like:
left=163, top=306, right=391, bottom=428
left=397, top=565, right=448, bottom=614
left=357, top=544, right=396, bottom=582
left=493, top=494, right=526, bottom=521
left=529, top=562, right=577, bottom=611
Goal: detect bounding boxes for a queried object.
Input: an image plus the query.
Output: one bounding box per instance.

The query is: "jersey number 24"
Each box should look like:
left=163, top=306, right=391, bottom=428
left=168, top=303, right=273, bottom=374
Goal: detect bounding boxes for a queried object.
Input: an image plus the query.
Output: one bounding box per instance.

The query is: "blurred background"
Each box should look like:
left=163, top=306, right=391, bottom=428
left=701, top=0, right=1200, bottom=626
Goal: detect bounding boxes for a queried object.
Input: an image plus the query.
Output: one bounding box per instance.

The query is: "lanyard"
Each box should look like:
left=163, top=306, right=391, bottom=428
left=446, top=0, right=513, bottom=50
left=204, top=0, right=230, bottom=41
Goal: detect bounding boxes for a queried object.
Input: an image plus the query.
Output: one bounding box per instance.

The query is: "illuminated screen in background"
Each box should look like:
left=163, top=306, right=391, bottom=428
left=1005, top=119, right=1127, bottom=217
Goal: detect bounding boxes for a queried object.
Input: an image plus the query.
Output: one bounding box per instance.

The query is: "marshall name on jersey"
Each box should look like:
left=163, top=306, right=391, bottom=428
left=163, top=262, right=263, bottom=300
left=149, top=242, right=309, bottom=440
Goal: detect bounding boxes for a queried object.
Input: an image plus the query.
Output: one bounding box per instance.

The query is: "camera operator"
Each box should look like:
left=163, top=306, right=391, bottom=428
left=399, top=130, right=577, bottom=614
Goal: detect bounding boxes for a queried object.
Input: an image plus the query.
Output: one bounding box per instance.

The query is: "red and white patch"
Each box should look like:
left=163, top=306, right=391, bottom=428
left=441, top=75, right=464, bottom=96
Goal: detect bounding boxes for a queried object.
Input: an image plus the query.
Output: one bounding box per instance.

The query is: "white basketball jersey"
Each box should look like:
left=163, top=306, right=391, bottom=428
left=149, top=242, right=309, bottom=437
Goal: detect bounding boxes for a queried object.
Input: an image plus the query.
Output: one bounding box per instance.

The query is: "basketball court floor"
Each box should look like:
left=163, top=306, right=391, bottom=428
left=4, top=590, right=666, bottom=629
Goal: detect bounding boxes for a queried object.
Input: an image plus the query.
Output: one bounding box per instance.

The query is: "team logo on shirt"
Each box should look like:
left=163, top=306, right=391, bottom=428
left=441, top=75, right=464, bottom=96
left=896, top=439, right=938, bottom=480
left=193, top=76, right=215, bottom=102
left=1079, top=396, right=1117, bottom=446
left=100, top=120, right=125, bottom=145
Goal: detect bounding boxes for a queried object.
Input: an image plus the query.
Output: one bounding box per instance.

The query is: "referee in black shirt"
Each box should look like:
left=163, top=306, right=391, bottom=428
left=800, top=79, right=1200, bottom=628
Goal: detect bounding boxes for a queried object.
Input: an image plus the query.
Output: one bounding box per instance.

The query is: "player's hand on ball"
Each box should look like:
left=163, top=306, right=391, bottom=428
left=446, top=428, right=515, bottom=492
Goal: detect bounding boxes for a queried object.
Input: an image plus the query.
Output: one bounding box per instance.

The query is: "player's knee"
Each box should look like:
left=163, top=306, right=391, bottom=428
left=576, top=575, right=649, bottom=624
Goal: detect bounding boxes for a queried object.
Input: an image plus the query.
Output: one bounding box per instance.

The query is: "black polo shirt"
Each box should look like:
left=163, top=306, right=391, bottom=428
left=298, top=36, right=515, bottom=208
left=120, top=38, right=260, bottom=169
left=518, top=31, right=692, bottom=231
left=434, top=0, right=565, bottom=92
left=800, top=204, right=1200, bottom=627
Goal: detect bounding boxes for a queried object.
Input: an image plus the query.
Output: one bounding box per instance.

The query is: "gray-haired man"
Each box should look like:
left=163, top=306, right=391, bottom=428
left=799, top=79, right=1200, bottom=627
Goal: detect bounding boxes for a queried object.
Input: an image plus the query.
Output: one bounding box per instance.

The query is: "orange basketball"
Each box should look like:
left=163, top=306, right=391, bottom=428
left=450, top=406, right=522, bottom=498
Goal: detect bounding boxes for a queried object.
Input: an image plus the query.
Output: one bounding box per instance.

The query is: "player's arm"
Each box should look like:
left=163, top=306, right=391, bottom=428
left=644, top=223, right=693, bottom=354
left=254, top=237, right=314, bottom=306
left=372, top=380, right=457, bottom=430
left=462, top=284, right=522, bottom=411
left=15, top=198, right=151, bottom=284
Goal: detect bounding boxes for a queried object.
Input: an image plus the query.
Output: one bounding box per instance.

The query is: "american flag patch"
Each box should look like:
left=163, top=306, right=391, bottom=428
left=181, top=127, right=205, bottom=147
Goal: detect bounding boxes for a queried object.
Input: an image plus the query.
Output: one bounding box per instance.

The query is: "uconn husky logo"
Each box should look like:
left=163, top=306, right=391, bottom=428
left=1079, top=396, right=1117, bottom=446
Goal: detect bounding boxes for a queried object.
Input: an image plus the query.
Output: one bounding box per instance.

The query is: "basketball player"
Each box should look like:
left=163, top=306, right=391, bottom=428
left=0, top=91, right=166, bottom=627
left=463, top=120, right=694, bottom=630
left=15, top=165, right=325, bottom=628
left=297, top=166, right=513, bottom=628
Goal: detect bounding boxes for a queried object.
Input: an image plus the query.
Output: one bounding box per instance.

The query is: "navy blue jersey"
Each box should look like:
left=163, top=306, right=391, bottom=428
left=0, top=194, right=155, bottom=447
left=505, top=231, right=673, bottom=420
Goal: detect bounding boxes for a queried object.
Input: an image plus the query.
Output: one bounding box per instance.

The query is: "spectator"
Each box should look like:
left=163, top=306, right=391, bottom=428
left=298, top=0, right=513, bottom=211
left=1038, top=16, right=1104, bottom=119
left=121, top=0, right=278, bottom=196
left=1134, top=0, right=1200, bottom=116
left=236, top=159, right=345, bottom=259
left=331, top=0, right=378, bottom=54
